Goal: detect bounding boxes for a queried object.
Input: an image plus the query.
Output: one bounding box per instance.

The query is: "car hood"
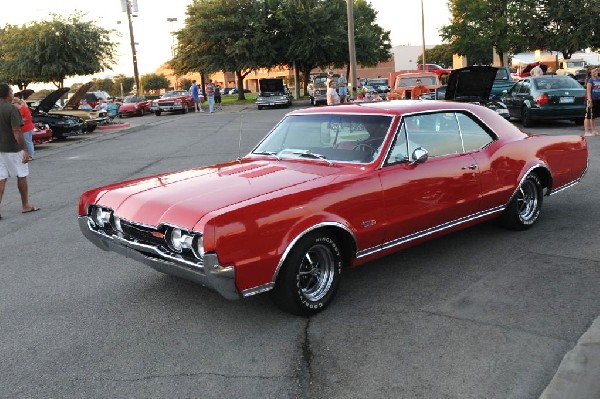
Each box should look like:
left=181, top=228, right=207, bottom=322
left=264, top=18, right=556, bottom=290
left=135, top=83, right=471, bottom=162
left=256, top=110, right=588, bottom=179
left=95, top=159, right=339, bottom=230
left=445, top=66, right=497, bottom=101
left=259, top=79, right=285, bottom=94
left=33, top=88, right=70, bottom=114
left=521, top=63, right=549, bottom=76
left=64, top=82, right=93, bottom=110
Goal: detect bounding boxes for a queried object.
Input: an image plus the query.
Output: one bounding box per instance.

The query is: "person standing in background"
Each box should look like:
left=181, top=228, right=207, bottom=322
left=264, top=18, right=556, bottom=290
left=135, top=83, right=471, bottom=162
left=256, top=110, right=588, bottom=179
left=585, top=67, right=600, bottom=136
left=190, top=80, right=202, bottom=112
left=337, top=73, right=348, bottom=103
left=411, top=79, right=428, bottom=99
left=327, top=81, right=340, bottom=105
left=530, top=62, right=544, bottom=77
left=206, top=79, right=215, bottom=113
left=12, top=98, right=35, bottom=161
left=0, top=83, right=39, bottom=219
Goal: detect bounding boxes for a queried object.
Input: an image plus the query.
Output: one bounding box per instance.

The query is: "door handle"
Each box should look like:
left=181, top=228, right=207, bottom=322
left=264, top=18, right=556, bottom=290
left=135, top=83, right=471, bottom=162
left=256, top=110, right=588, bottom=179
left=461, top=164, right=477, bottom=170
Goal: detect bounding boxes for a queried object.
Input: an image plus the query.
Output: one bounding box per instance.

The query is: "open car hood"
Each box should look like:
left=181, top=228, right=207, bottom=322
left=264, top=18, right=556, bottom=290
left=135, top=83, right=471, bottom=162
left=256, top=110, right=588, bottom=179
left=521, top=63, right=549, bottom=76
left=64, top=82, right=94, bottom=110
left=259, top=79, right=285, bottom=94
left=444, top=66, right=497, bottom=102
left=33, top=88, right=70, bottom=114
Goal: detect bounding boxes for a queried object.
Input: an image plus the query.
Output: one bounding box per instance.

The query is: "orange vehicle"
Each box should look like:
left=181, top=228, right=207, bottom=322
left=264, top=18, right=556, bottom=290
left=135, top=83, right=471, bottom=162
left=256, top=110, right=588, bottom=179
left=387, top=72, right=441, bottom=100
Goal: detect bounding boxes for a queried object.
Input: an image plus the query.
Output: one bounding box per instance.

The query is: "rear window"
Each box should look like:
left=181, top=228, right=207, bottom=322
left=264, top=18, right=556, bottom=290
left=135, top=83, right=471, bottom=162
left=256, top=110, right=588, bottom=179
left=534, top=78, right=582, bottom=90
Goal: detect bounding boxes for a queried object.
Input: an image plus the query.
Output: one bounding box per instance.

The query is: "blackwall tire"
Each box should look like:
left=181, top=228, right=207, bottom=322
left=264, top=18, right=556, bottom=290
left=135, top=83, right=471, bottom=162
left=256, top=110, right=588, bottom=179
left=271, top=232, right=343, bottom=316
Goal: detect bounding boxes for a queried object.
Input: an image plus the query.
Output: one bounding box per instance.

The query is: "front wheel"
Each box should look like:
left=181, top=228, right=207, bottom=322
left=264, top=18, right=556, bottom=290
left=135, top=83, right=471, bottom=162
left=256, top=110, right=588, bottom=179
left=139, top=108, right=145, bottom=116
left=271, top=232, right=343, bottom=316
left=155, top=111, right=162, bottom=116
left=499, top=174, right=543, bottom=230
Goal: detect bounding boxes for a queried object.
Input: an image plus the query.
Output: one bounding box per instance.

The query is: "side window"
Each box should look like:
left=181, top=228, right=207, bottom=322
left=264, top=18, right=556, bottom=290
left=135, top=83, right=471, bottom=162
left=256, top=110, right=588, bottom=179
left=519, top=80, right=530, bottom=94
left=405, top=113, right=463, bottom=158
left=386, top=123, right=408, bottom=165
left=456, top=113, right=494, bottom=152
left=510, top=82, right=521, bottom=95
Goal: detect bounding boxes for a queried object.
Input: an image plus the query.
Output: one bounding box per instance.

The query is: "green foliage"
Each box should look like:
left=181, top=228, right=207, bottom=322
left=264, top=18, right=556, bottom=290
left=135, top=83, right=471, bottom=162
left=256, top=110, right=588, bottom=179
left=171, top=0, right=391, bottom=98
left=0, top=13, right=117, bottom=88
left=112, top=74, right=135, bottom=97
left=141, top=74, right=170, bottom=93
left=93, top=78, right=115, bottom=94
left=417, top=44, right=454, bottom=67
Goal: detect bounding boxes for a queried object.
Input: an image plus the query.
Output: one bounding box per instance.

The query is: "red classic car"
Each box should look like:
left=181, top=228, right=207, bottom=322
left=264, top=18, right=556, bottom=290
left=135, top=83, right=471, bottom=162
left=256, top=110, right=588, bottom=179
left=150, top=90, right=197, bottom=116
left=32, top=122, right=53, bottom=145
left=78, top=101, right=588, bottom=315
left=118, top=95, right=150, bottom=117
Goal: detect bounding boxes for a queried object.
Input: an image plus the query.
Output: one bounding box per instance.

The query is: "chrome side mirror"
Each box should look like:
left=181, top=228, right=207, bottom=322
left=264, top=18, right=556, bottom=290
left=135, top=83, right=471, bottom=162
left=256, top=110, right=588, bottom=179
left=409, top=147, right=428, bottom=165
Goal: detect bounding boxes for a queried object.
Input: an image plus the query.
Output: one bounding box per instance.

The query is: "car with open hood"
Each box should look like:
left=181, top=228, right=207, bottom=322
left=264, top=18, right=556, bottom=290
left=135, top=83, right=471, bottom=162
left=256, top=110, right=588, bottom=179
left=48, top=82, right=108, bottom=132
left=30, top=88, right=87, bottom=140
left=78, top=100, right=588, bottom=316
left=256, top=78, right=293, bottom=110
left=419, top=66, right=510, bottom=119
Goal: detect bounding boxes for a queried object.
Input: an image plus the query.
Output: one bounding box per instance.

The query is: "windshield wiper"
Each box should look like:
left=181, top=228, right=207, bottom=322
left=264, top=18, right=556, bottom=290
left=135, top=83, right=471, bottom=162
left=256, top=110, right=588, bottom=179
left=284, top=150, right=333, bottom=166
left=252, top=151, right=281, bottom=160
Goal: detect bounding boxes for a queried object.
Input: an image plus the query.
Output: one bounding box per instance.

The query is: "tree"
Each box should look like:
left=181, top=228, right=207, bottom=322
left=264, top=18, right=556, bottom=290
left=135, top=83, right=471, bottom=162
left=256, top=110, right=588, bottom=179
left=112, top=74, right=135, bottom=98
left=141, top=74, right=170, bottom=93
left=417, top=44, right=454, bottom=68
left=441, top=0, right=523, bottom=66
left=174, top=0, right=275, bottom=100
left=93, top=78, right=115, bottom=94
left=0, top=14, right=117, bottom=88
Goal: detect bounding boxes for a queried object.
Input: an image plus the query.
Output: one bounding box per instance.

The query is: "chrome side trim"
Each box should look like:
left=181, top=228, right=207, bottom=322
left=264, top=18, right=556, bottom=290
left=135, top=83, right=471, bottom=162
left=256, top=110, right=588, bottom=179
left=271, top=222, right=357, bottom=284
left=357, top=205, right=505, bottom=258
left=241, top=282, right=275, bottom=298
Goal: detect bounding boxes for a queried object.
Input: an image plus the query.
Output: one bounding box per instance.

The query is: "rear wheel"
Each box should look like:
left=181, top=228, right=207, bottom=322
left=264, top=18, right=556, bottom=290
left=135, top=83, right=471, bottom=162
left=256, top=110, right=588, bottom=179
left=271, top=232, right=343, bottom=316
left=521, top=106, right=534, bottom=127
left=500, top=174, right=543, bottom=230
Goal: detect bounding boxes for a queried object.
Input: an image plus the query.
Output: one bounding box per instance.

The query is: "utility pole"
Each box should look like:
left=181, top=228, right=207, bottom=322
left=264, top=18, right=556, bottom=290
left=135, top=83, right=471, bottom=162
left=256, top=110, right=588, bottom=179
left=421, top=0, right=426, bottom=70
left=123, top=0, right=140, bottom=95
left=347, top=0, right=358, bottom=99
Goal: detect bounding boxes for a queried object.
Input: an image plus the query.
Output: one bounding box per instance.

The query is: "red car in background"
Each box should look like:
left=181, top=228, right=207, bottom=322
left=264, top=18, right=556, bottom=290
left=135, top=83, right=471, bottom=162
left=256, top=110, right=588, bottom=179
left=32, top=122, right=53, bottom=145
left=150, top=90, right=197, bottom=116
left=118, top=95, right=150, bottom=117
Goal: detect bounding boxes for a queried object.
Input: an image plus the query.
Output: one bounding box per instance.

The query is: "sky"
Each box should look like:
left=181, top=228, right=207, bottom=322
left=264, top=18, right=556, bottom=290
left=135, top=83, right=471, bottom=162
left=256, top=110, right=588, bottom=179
left=1, top=0, right=452, bottom=87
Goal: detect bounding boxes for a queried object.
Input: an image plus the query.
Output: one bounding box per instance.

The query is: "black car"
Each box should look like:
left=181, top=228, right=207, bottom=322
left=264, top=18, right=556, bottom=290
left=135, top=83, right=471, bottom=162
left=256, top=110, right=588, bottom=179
left=30, top=88, right=87, bottom=140
left=423, top=66, right=510, bottom=120
left=255, top=78, right=293, bottom=110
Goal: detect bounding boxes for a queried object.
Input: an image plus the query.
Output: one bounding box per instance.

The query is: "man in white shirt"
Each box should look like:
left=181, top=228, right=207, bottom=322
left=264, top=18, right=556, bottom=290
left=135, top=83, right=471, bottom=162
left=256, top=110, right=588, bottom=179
left=530, top=62, right=544, bottom=77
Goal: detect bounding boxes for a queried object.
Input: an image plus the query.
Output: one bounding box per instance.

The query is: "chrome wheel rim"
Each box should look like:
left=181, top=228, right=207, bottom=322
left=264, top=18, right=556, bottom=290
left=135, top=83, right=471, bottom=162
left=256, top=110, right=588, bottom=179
left=517, top=179, right=538, bottom=222
left=298, top=243, right=336, bottom=302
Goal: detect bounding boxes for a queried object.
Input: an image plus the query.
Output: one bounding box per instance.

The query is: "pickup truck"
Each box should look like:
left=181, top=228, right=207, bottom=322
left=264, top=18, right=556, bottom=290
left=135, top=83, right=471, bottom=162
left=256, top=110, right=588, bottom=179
left=555, top=59, right=588, bottom=86
left=416, top=64, right=452, bottom=82
left=490, top=66, right=516, bottom=100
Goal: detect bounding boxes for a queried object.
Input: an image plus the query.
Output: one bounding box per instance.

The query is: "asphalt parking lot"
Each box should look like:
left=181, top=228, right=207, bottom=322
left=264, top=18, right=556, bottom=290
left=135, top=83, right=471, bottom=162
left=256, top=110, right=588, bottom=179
left=1, top=101, right=598, bottom=398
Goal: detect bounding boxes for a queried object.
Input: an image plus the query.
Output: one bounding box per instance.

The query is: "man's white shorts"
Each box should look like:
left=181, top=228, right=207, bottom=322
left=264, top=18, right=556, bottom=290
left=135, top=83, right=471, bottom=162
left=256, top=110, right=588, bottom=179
left=0, top=151, right=29, bottom=179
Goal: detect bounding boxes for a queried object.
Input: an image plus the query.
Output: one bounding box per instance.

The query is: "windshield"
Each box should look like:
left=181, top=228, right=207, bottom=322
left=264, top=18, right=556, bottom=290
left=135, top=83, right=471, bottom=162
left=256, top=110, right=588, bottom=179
left=252, top=114, right=393, bottom=164
left=397, top=76, right=437, bottom=88
left=161, top=91, right=187, bottom=98
left=534, top=77, right=583, bottom=90
left=124, top=96, right=141, bottom=103
left=566, top=61, right=585, bottom=68
left=495, top=68, right=509, bottom=81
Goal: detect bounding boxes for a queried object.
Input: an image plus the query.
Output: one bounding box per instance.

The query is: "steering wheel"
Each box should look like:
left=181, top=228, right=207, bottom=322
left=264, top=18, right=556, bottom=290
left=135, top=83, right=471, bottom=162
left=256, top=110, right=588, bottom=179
left=353, top=143, right=376, bottom=154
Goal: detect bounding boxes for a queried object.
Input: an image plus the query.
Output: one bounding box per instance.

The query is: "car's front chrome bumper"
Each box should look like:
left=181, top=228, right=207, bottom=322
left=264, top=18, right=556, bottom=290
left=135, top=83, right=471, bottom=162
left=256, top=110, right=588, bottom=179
left=78, top=217, right=240, bottom=300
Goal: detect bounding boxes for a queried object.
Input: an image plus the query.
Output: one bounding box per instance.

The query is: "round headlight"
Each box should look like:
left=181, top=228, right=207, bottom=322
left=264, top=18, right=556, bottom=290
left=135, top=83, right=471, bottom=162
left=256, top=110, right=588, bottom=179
left=92, top=207, right=111, bottom=227
left=170, top=228, right=183, bottom=251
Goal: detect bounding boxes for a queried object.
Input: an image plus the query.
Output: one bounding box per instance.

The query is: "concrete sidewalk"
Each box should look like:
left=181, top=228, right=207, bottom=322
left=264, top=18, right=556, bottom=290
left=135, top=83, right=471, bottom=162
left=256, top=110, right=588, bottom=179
left=540, top=316, right=600, bottom=398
